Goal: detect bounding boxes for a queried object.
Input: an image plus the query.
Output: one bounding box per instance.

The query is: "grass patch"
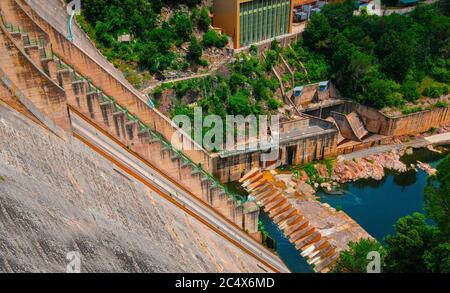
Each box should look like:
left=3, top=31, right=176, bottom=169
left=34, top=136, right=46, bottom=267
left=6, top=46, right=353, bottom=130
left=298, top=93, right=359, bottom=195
left=401, top=105, right=423, bottom=115
left=434, top=100, right=448, bottom=108
left=0, top=175, right=4, bottom=182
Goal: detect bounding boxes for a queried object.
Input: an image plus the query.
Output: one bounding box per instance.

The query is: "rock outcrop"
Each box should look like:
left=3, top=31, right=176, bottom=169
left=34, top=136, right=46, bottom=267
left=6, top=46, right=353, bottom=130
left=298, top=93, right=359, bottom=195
left=332, top=151, right=407, bottom=183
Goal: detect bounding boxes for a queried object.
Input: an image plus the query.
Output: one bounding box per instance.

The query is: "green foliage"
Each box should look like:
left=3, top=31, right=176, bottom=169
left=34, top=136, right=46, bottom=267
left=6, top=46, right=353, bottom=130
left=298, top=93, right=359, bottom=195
left=197, top=7, right=211, bottom=31
left=188, top=37, right=203, bottom=64
left=227, top=90, right=253, bottom=116
left=264, top=50, right=280, bottom=71
left=0, top=175, right=4, bottom=182
left=303, top=163, right=318, bottom=179
left=202, top=29, right=228, bottom=48
left=80, top=0, right=211, bottom=76
left=402, top=79, right=420, bottom=102
left=434, top=100, right=448, bottom=108
left=299, top=0, right=450, bottom=109
left=333, top=239, right=386, bottom=273
left=422, top=85, right=448, bottom=99
left=364, top=79, right=404, bottom=109
left=325, top=160, right=333, bottom=177
left=249, top=45, right=258, bottom=55
left=384, top=213, right=441, bottom=272
left=170, top=11, right=193, bottom=42
left=267, top=98, right=282, bottom=110
left=424, top=155, right=450, bottom=236
left=401, top=105, right=423, bottom=115
left=383, top=155, right=450, bottom=273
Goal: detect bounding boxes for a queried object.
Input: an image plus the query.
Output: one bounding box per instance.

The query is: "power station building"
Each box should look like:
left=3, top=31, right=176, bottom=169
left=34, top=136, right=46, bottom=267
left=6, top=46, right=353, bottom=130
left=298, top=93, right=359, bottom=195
left=213, top=0, right=295, bottom=49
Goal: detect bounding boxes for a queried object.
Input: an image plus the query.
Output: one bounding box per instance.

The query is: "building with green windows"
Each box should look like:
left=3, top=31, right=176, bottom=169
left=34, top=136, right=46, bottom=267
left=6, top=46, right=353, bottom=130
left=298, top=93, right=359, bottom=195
left=213, top=0, right=294, bottom=49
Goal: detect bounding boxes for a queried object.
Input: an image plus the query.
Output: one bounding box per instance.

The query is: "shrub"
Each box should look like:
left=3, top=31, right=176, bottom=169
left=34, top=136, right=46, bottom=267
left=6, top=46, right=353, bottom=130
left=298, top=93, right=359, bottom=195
left=434, top=100, right=448, bottom=108
left=153, top=86, right=163, bottom=98
left=422, top=86, right=447, bottom=99
left=402, top=106, right=423, bottom=115
left=303, top=163, right=318, bottom=178
left=198, top=59, right=209, bottom=67
left=197, top=7, right=211, bottom=31
left=188, top=37, right=203, bottom=63
left=170, top=11, right=193, bottom=42
left=202, top=29, right=228, bottom=48
left=249, top=45, right=258, bottom=55
left=401, top=80, right=420, bottom=102
left=267, top=98, right=283, bottom=110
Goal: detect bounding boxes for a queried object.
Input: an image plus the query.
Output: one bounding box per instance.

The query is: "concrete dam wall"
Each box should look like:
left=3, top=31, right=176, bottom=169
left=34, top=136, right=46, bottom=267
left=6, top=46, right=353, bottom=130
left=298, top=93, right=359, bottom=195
left=0, top=0, right=259, bottom=235
left=0, top=100, right=268, bottom=272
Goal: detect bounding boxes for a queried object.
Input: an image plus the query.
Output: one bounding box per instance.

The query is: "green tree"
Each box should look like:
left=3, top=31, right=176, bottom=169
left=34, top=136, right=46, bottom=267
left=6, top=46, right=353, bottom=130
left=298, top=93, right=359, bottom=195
left=384, top=213, right=440, bottom=272
left=267, top=98, right=282, bottom=110
left=227, top=90, right=253, bottom=116
left=303, top=13, right=333, bottom=55
left=424, top=155, right=450, bottom=236
left=197, top=7, right=211, bottom=31
left=170, top=11, right=193, bottom=42
left=202, top=29, right=228, bottom=48
left=364, top=78, right=404, bottom=108
left=401, top=79, right=420, bottom=102
left=333, top=239, right=386, bottom=273
left=188, top=37, right=203, bottom=63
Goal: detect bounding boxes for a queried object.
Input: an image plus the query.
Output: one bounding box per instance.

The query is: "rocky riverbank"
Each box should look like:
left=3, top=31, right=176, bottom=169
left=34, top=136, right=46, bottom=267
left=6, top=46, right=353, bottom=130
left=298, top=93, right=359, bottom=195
left=332, top=151, right=407, bottom=183
left=276, top=143, right=449, bottom=199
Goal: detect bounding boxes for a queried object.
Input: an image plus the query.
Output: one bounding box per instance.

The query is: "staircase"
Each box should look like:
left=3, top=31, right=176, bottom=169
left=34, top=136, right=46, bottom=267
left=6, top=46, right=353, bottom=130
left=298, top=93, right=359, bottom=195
left=240, top=169, right=340, bottom=273
left=0, top=0, right=259, bottom=234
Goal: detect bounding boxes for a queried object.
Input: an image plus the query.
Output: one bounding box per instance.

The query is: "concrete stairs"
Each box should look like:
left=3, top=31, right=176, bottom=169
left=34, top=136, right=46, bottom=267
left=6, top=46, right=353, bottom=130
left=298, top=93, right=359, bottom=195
left=239, top=168, right=340, bottom=273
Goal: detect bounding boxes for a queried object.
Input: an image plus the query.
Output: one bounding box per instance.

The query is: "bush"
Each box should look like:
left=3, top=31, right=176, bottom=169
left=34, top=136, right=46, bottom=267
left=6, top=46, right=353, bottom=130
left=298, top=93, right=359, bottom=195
left=197, top=7, right=211, bottom=31
left=249, top=45, right=258, bottom=55
left=202, top=29, right=228, bottom=48
left=188, top=37, right=203, bottom=63
left=434, top=100, right=448, bottom=108
left=402, top=106, right=423, bottom=115
left=198, top=59, right=209, bottom=67
left=422, top=86, right=447, bottom=99
left=303, top=163, right=318, bottom=179
left=401, top=80, right=420, bottom=102
left=170, top=11, right=193, bottom=42
left=430, top=67, right=450, bottom=83
left=267, top=98, right=283, bottom=110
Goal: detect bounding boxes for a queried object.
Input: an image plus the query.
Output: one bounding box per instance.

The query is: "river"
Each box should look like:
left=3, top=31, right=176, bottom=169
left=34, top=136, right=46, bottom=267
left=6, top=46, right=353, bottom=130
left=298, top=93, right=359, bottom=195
left=260, top=147, right=448, bottom=273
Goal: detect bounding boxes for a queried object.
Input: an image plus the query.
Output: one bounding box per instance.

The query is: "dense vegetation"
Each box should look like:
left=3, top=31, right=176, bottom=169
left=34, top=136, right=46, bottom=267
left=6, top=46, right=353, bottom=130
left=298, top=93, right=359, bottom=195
left=156, top=41, right=285, bottom=121
left=77, top=0, right=227, bottom=86
left=334, top=154, right=450, bottom=273
left=299, top=0, right=449, bottom=109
